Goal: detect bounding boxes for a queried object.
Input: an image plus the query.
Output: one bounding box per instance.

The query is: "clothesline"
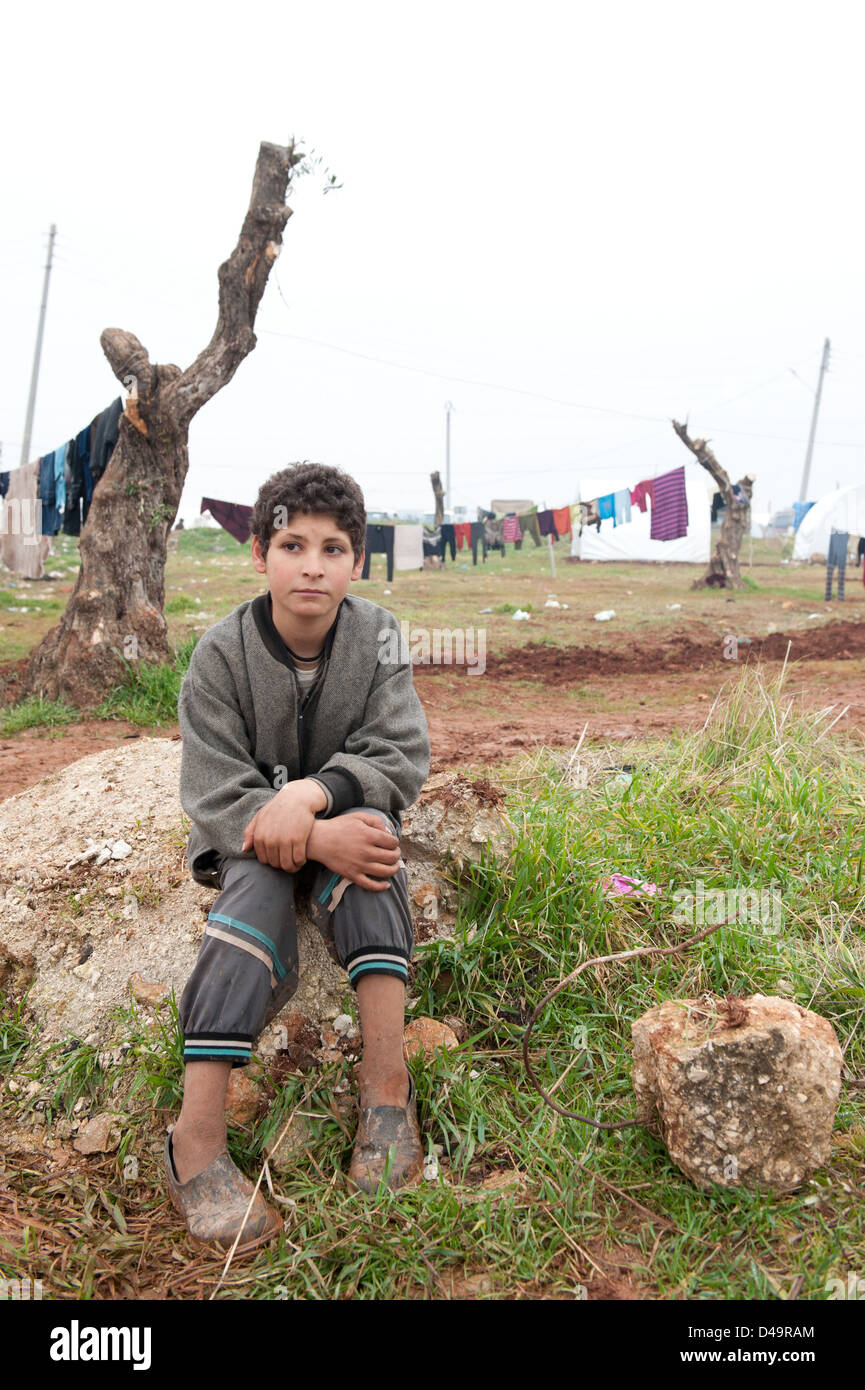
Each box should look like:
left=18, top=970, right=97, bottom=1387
left=0, top=396, right=123, bottom=539
left=490, top=464, right=690, bottom=545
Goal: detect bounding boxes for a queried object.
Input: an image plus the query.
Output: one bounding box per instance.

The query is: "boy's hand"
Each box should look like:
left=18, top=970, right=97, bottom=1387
left=306, top=813, right=401, bottom=892
left=241, top=780, right=326, bottom=872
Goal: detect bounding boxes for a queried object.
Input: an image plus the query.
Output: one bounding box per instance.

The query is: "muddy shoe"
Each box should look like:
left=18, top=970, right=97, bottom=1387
left=164, top=1132, right=282, bottom=1253
left=347, top=1075, right=423, bottom=1194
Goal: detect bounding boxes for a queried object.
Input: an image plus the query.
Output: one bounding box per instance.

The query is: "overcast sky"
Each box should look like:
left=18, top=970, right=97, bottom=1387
left=2, top=0, right=862, bottom=523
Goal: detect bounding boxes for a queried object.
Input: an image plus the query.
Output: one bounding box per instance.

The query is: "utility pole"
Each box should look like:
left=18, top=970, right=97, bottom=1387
left=444, top=400, right=453, bottom=515
left=19, top=224, right=57, bottom=469
left=798, top=337, right=830, bottom=503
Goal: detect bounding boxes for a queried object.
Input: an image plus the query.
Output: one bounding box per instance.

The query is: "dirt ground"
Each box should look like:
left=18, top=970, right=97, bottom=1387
left=1, top=618, right=863, bottom=799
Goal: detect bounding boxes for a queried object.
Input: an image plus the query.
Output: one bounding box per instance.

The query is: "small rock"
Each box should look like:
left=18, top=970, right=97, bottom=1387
left=423, top=1155, right=440, bottom=1181
left=632, top=995, right=842, bottom=1192
left=321, top=1030, right=340, bottom=1048
left=265, top=1114, right=312, bottom=1173
left=333, top=1014, right=354, bottom=1036
left=224, top=1069, right=262, bottom=1127
left=781, top=601, right=794, bottom=610
left=73, top=1112, right=124, bottom=1155
left=443, top=1015, right=468, bottom=1042
left=404, top=1017, right=460, bottom=1058
left=129, top=972, right=170, bottom=1007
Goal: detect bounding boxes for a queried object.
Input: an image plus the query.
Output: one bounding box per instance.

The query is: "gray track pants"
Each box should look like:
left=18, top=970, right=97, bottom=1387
left=179, top=808, right=413, bottom=1067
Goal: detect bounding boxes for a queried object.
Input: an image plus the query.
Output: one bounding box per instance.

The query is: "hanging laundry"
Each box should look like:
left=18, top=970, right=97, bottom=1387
left=825, top=530, right=848, bottom=601
left=711, top=491, right=725, bottom=523
left=502, top=514, right=522, bottom=543
left=361, top=522, right=395, bottom=581
left=517, top=510, right=542, bottom=547
left=200, top=497, right=252, bottom=543
left=38, top=454, right=59, bottom=534
left=569, top=502, right=582, bottom=534
left=0, top=461, right=51, bottom=578
left=454, top=521, right=472, bottom=551
left=470, top=519, right=488, bottom=564
left=89, top=397, right=123, bottom=486
left=484, top=516, right=506, bottom=555
left=438, top=522, right=456, bottom=562
left=0, top=473, right=9, bottom=499
left=393, top=523, right=424, bottom=571
left=423, top=527, right=441, bottom=558
left=76, top=423, right=94, bottom=520
left=53, top=441, right=67, bottom=523
left=580, top=500, right=601, bottom=533
left=537, top=509, right=559, bottom=541
left=552, top=505, right=572, bottom=539
left=597, top=494, right=616, bottom=525
left=649, top=467, right=689, bottom=541
left=63, top=436, right=84, bottom=536
left=630, top=480, right=654, bottom=513
left=613, top=489, right=632, bottom=527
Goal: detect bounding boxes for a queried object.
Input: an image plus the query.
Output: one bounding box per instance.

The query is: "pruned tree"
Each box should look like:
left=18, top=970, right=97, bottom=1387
left=24, top=140, right=302, bottom=707
left=430, top=470, right=444, bottom=527
left=672, top=420, right=754, bottom=590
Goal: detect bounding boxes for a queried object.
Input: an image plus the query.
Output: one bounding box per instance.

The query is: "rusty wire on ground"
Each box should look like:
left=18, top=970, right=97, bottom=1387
left=522, top=918, right=731, bottom=1127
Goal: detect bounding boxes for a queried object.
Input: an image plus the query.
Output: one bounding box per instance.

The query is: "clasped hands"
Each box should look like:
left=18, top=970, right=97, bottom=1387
left=241, top=780, right=400, bottom=892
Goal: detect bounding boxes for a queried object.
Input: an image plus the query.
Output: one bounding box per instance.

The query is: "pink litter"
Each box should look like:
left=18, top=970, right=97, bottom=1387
left=599, top=873, right=660, bottom=897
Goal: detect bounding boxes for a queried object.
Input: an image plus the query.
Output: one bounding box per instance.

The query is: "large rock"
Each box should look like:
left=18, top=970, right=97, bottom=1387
left=631, top=994, right=842, bottom=1192
left=0, top=740, right=512, bottom=1053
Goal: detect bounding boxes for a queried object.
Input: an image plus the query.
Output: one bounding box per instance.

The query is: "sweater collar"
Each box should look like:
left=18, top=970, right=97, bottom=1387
left=251, top=591, right=344, bottom=671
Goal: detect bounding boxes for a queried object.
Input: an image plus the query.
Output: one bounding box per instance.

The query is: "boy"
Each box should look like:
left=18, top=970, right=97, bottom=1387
left=166, top=463, right=430, bottom=1251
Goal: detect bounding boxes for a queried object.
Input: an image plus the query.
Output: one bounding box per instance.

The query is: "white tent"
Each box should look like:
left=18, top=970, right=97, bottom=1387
left=792, top=484, right=865, bottom=560
left=570, top=473, right=712, bottom=563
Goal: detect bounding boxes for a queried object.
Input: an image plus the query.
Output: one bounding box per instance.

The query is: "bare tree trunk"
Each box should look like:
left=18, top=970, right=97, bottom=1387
left=672, top=420, right=754, bottom=590
left=430, top=470, right=444, bottom=527
left=24, top=141, right=302, bottom=707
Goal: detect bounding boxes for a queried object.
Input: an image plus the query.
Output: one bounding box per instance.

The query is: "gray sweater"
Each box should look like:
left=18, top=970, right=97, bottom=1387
left=178, top=591, right=430, bottom=879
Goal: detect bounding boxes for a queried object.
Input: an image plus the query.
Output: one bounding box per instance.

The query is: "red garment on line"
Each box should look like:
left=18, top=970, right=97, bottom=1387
left=454, top=522, right=472, bottom=550
left=630, top=480, right=654, bottom=513
left=552, top=506, right=572, bottom=538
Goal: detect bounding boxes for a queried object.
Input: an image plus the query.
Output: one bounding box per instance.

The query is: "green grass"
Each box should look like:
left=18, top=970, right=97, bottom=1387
left=164, top=593, right=202, bottom=615
left=0, top=664, right=862, bottom=1299
left=90, top=635, right=198, bottom=726
left=0, top=693, right=80, bottom=735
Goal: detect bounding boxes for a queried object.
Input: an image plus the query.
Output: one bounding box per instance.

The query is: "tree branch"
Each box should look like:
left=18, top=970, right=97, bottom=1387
left=100, top=329, right=156, bottom=401
left=671, top=419, right=731, bottom=497
left=171, top=140, right=302, bottom=425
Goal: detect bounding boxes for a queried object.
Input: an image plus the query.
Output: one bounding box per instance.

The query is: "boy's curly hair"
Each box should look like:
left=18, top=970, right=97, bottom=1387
left=251, top=463, right=366, bottom=561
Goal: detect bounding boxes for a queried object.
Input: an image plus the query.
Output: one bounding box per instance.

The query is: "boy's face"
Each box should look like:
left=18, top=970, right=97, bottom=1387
left=251, top=512, right=364, bottom=627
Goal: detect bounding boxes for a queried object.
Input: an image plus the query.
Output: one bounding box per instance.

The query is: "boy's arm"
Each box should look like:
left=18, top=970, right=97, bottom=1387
left=178, top=654, right=279, bottom=858
left=313, top=636, right=430, bottom=816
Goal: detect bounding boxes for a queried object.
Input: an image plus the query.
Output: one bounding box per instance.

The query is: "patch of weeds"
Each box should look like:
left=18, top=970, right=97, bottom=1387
left=165, top=593, right=201, bottom=615
left=43, top=1040, right=106, bottom=1121
left=92, top=634, right=198, bottom=726
left=0, top=993, right=35, bottom=1074
left=0, top=695, right=80, bottom=736
left=126, top=879, right=166, bottom=909
left=118, top=994, right=185, bottom=1112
